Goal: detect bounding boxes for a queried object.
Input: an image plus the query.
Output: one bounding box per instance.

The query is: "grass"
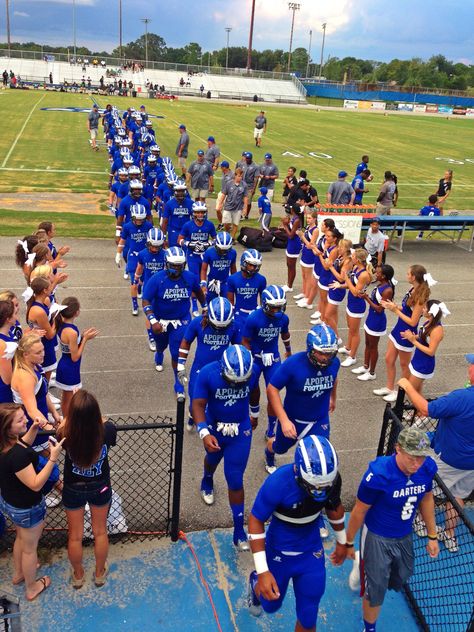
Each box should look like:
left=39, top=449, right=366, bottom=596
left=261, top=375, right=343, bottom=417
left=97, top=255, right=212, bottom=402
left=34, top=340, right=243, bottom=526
left=0, top=208, right=112, bottom=239
left=0, top=89, right=472, bottom=237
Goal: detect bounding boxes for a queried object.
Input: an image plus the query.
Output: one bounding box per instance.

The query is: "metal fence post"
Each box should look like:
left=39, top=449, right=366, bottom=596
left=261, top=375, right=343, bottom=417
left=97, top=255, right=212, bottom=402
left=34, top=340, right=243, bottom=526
left=170, top=397, right=185, bottom=542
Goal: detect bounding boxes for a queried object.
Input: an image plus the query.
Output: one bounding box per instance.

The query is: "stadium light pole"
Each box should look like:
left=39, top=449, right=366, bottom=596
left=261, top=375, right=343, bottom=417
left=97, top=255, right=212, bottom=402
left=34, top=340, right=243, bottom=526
left=306, top=29, right=312, bottom=78
left=5, top=0, right=11, bottom=55
left=119, top=0, right=123, bottom=59
left=141, top=17, right=151, bottom=66
left=287, top=3, right=301, bottom=73
left=318, top=22, right=327, bottom=81
left=246, top=0, right=256, bottom=71
left=225, top=27, right=232, bottom=69
left=72, top=0, right=77, bottom=60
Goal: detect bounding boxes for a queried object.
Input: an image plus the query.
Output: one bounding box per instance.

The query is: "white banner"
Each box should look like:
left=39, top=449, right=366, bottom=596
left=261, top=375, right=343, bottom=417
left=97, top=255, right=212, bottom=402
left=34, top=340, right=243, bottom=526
left=413, top=104, right=427, bottom=113
left=317, top=214, right=363, bottom=245
left=371, top=101, right=386, bottom=110
left=344, top=99, right=359, bottom=109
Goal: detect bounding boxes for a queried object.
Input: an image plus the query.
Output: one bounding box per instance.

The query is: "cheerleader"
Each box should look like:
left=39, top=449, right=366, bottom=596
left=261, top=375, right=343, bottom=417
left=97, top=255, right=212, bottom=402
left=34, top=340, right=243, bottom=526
left=325, top=238, right=353, bottom=338
left=338, top=249, right=372, bottom=368
left=310, top=218, right=335, bottom=323
left=15, top=235, right=39, bottom=283
left=374, top=265, right=433, bottom=402
left=314, top=228, right=343, bottom=324
left=25, top=277, right=58, bottom=382
left=54, top=297, right=99, bottom=417
left=0, top=290, right=24, bottom=342
left=294, top=210, right=318, bottom=310
left=280, top=205, right=302, bottom=293
left=401, top=299, right=447, bottom=394
left=351, top=264, right=395, bottom=381
left=37, top=221, right=71, bottom=262
left=0, top=299, right=18, bottom=403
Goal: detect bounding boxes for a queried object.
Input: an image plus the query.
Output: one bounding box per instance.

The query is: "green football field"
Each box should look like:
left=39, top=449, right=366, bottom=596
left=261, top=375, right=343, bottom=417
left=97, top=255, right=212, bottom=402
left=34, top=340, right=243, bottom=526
left=0, top=89, right=473, bottom=211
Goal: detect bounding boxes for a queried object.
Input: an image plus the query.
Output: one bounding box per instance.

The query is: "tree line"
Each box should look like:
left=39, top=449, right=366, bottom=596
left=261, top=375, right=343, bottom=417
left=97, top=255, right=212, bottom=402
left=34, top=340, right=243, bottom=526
left=1, top=38, right=472, bottom=91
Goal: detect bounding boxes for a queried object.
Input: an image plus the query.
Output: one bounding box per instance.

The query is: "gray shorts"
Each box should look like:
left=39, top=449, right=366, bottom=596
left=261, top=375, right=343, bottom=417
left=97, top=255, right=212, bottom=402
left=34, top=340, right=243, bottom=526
left=360, top=526, right=414, bottom=607
left=434, top=456, right=474, bottom=499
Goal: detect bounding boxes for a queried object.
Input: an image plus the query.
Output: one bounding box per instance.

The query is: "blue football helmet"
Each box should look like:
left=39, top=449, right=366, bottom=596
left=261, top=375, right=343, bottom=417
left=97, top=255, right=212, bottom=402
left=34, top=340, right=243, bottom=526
left=306, top=323, right=338, bottom=369
left=165, top=247, right=186, bottom=278
left=131, top=204, right=147, bottom=222
left=147, top=228, right=164, bottom=248
left=262, top=285, right=286, bottom=317
left=192, top=201, right=207, bottom=222
left=240, top=249, right=262, bottom=276
left=215, top=231, right=233, bottom=256
left=221, top=344, right=253, bottom=384
left=208, top=297, right=234, bottom=330
left=294, top=435, right=338, bottom=501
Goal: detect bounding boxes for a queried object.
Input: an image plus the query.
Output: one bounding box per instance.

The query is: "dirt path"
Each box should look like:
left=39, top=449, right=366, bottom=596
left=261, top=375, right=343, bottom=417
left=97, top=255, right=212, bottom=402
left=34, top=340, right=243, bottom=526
left=0, top=192, right=106, bottom=214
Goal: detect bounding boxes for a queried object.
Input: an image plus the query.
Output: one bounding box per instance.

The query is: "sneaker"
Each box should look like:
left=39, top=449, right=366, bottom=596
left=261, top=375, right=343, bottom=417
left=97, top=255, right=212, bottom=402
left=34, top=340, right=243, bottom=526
left=310, top=319, right=322, bottom=326
left=137, top=288, right=143, bottom=299
left=296, top=299, right=308, bottom=307
left=264, top=448, right=277, bottom=474
left=155, top=364, right=163, bottom=372
left=148, top=339, right=156, bottom=352
left=310, top=310, right=321, bottom=319
left=338, top=346, right=350, bottom=355
left=303, top=303, right=314, bottom=309
left=337, top=338, right=343, bottom=346
left=247, top=571, right=262, bottom=617
left=176, top=391, right=185, bottom=402
left=216, top=223, right=224, bottom=231
left=192, top=310, right=200, bottom=317
left=186, top=419, right=194, bottom=433
left=293, top=293, right=305, bottom=300
left=281, top=285, right=293, bottom=293
left=200, top=489, right=214, bottom=505
left=348, top=551, right=360, bottom=591
left=123, top=271, right=129, bottom=280
left=132, top=307, right=138, bottom=316
left=352, top=365, right=369, bottom=375
left=357, top=372, right=376, bottom=381
left=45, top=489, right=62, bottom=508
left=373, top=386, right=392, bottom=396
left=233, top=531, right=250, bottom=552
left=341, top=357, right=357, bottom=367
left=439, top=532, right=459, bottom=553
left=383, top=390, right=398, bottom=403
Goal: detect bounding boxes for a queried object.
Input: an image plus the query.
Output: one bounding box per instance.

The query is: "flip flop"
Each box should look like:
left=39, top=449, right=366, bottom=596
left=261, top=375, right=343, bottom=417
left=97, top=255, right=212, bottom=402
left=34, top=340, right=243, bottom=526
left=94, top=563, right=108, bottom=587
left=26, top=576, right=51, bottom=602
left=71, top=568, right=86, bottom=590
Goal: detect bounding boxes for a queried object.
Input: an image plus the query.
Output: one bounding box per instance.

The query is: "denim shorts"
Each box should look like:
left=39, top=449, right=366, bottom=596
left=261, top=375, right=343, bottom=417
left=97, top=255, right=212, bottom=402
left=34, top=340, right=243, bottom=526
left=0, top=495, right=46, bottom=528
left=62, top=481, right=112, bottom=510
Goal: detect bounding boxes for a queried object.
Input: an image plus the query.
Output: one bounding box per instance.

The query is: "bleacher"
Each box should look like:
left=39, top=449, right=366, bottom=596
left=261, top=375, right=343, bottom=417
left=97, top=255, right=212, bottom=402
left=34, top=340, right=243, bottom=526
left=1, top=56, right=306, bottom=104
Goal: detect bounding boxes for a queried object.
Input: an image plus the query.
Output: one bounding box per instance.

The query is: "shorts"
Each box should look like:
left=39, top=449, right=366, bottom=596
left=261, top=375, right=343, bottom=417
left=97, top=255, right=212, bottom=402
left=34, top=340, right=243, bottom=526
left=434, top=457, right=474, bottom=499
left=90, top=128, right=98, bottom=140
left=177, top=156, right=187, bottom=168
left=254, top=127, right=264, bottom=139
left=0, top=496, right=46, bottom=529
left=191, top=188, right=208, bottom=199
left=216, top=191, right=225, bottom=212
left=376, top=202, right=391, bottom=216
left=62, top=481, right=113, bottom=510
left=360, top=526, right=414, bottom=607
left=222, top=209, right=242, bottom=225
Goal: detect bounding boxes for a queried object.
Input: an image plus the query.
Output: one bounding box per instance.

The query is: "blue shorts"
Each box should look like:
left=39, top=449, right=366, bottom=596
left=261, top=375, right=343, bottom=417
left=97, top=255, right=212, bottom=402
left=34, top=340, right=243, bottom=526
left=273, top=416, right=330, bottom=455
left=187, top=254, right=203, bottom=277
left=0, top=496, right=46, bottom=528
left=253, top=356, right=281, bottom=386
left=62, top=481, right=112, bottom=510
left=205, top=419, right=252, bottom=491
left=260, top=544, right=326, bottom=629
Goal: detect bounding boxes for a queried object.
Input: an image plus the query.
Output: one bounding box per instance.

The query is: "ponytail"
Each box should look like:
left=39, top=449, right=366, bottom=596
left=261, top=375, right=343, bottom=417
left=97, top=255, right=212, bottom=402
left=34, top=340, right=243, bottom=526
left=26, top=277, right=50, bottom=322
left=409, top=264, right=431, bottom=306
left=15, top=235, right=38, bottom=268
left=420, top=299, right=443, bottom=343
left=380, top=264, right=396, bottom=298
left=54, top=296, right=80, bottom=332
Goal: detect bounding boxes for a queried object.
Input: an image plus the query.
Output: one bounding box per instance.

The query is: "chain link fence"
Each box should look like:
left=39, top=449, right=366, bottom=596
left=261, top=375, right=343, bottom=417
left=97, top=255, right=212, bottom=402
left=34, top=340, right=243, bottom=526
left=378, top=391, right=474, bottom=632
left=0, top=404, right=186, bottom=551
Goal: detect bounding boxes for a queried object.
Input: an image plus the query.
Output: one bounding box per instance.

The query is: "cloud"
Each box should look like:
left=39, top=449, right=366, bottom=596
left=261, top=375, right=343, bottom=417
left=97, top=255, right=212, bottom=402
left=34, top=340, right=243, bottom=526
left=14, top=11, right=30, bottom=17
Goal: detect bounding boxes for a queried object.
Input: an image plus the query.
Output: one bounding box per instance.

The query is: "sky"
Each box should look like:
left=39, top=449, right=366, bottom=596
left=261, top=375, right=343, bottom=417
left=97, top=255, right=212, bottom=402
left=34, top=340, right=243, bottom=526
left=2, top=0, right=473, bottom=65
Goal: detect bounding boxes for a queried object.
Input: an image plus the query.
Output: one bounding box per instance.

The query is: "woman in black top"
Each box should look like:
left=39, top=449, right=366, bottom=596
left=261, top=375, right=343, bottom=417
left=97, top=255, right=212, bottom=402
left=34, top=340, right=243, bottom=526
left=0, top=403, right=64, bottom=600
left=57, top=389, right=117, bottom=589
left=434, top=169, right=453, bottom=210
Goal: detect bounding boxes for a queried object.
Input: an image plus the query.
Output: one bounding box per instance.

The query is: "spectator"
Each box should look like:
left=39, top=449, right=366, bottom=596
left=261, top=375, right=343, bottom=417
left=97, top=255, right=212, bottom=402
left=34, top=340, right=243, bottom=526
left=221, top=168, right=249, bottom=240
left=399, top=353, right=474, bottom=553
left=88, top=104, right=101, bottom=152
left=187, top=150, right=214, bottom=202
left=327, top=171, right=355, bottom=206
left=259, top=153, right=279, bottom=202
left=253, top=110, right=267, bottom=147
left=199, top=84, right=205, bottom=96
left=0, top=403, right=64, bottom=600
left=2, top=70, right=8, bottom=86
left=363, top=217, right=386, bottom=266
left=49, top=72, right=53, bottom=85
left=282, top=166, right=298, bottom=206
left=375, top=171, right=396, bottom=216
left=416, top=194, right=441, bottom=240
left=352, top=169, right=371, bottom=205
left=204, top=136, right=220, bottom=170
left=176, top=124, right=190, bottom=176
left=433, top=169, right=453, bottom=211
left=57, top=390, right=116, bottom=588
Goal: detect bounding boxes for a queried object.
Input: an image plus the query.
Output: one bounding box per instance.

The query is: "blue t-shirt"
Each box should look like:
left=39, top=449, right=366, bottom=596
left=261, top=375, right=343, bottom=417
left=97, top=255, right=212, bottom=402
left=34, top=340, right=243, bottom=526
left=142, top=269, right=200, bottom=320
left=183, top=316, right=240, bottom=370
left=357, top=455, right=437, bottom=538
left=258, top=195, right=272, bottom=214
left=118, top=195, right=151, bottom=223
left=202, top=246, right=236, bottom=282
left=419, top=205, right=441, bottom=217
left=251, top=464, right=342, bottom=552
left=137, top=248, right=166, bottom=284
left=351, top=176, right=365, bottom=203
left=355, top=161, right=368, bottom=176
left=242, top=307, right=289, bottom=356
left=193, top=361, right=258, bottom=423
left=269, top=351, right=340, bottom=424
left=120, top=220, right=154, bottom=254
left=180, top=220, right=217, bottom=255
left=163, top=197, right=193, bottom=233
left=157, top=181, right=173, bottom=203
left=227, top=272, right=267, bottom=314
left=428, top=387, right=474, bottom=469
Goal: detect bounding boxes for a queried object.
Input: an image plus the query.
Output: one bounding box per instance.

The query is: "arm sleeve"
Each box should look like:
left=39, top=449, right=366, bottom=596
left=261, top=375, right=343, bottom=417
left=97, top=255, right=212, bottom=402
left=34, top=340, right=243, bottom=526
left=105, top=422, right=117, bottom=448
left=142, top=275, right=158, bottom=302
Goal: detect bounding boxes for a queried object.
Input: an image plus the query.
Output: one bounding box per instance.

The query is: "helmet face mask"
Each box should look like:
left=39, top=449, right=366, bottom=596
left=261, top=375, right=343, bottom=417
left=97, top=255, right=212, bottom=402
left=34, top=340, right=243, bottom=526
left=215, top=231, right=233, bottom=257
left=192, top=202, right=208, bottom=223
left=306, top=323, right=338, bottom=369
left=147, top=228, right=164, bottom=250
left=220, top=344, right=253, bottom=385
left=296, top=475, right=333, bottom=502
left=165, top=247, right=186, bottom=279
left=308, top=348, right=337, bottom=369
left=262, top=285, right=287, bottom=318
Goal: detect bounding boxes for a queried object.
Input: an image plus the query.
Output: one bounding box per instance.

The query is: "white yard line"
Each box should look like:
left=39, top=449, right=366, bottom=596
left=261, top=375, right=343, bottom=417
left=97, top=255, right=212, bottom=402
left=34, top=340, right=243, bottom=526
left=1, top=93, right=47, bottom=168
left=0, top=166, right=106, bottom=175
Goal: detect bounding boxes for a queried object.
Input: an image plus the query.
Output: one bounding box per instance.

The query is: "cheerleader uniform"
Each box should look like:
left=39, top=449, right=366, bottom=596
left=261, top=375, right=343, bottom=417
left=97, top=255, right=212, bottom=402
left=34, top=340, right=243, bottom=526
left=12, top=368, right=50, bottom=451
left=389, top=288, right=417, bottom=352
left=285, top=217, right=302, bottom=258
left=364, top=283, right=391, bottom=336
left=0, top=333, right=17, bottom=403
left=346, top=267, right=367, bottom=318
left=28, top=302, right=58, bottom=372
left=327, top=256, right=346, bottom=305
left=300, top=226, right=317, bottom=268
left=312, top=234, right=325, bottom=280
left=55, top=324, right=82, bottom=391
left=409, top=323, right=440, bottom=380
left=317, top=245, right=337, bottom=291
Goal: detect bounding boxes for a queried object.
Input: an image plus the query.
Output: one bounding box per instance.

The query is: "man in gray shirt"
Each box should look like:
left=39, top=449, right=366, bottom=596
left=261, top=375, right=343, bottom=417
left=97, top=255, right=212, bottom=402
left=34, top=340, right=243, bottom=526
left=241, top=152, right=261, bottom=220
left=364, top=217, right=386, bottom=265
left=327, top=171, right=355, bottom=205
left=376, top=171, right=396, bottom=215
left=187, top=150, right=214, bottom=202
left=87, top=103, right=101, bottom=151
left=222, top=168, right=249, bottom=240
left=204, top=136, right=220, bottom=170
left=253, top=110, right=267, bottom=147
left=176, top=123, right=190, bottom=176
left=216, top=160, right=234, bottom=229
left=259, top=153, right=279, bottom=201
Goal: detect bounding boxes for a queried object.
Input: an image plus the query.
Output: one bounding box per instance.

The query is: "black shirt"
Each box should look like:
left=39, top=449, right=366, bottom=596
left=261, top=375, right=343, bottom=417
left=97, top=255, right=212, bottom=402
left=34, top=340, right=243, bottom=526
left=283, top=175, right=298, bottom=197
left=63, top=422, right=117, bottom=486
left=0, top=441, right=42, bottom=508
left=437, top=179, right=452, bottom=197
left=287, top=185, right=318, bottom=208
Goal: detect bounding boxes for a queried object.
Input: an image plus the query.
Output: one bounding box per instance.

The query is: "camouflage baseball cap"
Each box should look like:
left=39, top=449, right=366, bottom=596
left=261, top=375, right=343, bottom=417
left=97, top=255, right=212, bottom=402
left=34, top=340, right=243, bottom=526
left=397, top=427, right=434, bottom=457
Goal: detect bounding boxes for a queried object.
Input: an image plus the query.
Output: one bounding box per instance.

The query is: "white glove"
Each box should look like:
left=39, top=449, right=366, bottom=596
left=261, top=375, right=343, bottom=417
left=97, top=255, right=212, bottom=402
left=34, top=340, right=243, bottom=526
left=176, top=364, right=188, bottom=385
left=261, top=353, right=274, bottom=367
left=115, top=252, right=122, bottom=268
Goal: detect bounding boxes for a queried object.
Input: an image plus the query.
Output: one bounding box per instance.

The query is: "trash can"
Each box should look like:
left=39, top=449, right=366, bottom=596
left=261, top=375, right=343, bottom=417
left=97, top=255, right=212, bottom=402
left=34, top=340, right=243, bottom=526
left=132, top=90, right=137, bottom=98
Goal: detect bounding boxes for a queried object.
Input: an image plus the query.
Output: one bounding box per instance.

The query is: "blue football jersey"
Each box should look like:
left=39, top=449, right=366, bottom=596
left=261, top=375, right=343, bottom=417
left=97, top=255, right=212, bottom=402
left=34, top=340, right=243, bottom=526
left=203, top=246, right=236, bottom=281
left=227, top=271, right=267, bottom=313
left=120, top=220, right=153, bottom=253
left=142, top=269, right=200, bottom=320
left=163, top=198, right=193, bottom=233
left=137, top=248, right=166, bottom=284
left=183, top=316, right=240, bottom=370
left=242, top=307, right=289, bottom=355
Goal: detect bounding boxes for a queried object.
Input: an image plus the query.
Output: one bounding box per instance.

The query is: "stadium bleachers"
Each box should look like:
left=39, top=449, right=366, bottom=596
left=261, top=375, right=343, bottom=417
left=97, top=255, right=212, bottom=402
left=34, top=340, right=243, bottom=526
left=1, top=56, right=306, bottom=103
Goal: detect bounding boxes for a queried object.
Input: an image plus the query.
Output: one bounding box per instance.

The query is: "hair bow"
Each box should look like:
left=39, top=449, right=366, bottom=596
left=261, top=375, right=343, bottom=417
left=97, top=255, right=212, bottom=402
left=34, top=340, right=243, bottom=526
left=17, top=239, right=29, bottom=255
left=392, top=278, right=399, bottom=286
left=48, top=303, right=68, bottom=320
left=366, top=253, right=372, bottom=263
left=429, top=302, right=450, bottom=318
left=1, top=340, right=18, bottom=360
left=423, top=272, right=437, bottom=287
left=22, top=287, right=34, bottom=302
left=26, top=252, right=36, bottom=268
left=350, top=248, right=355, bottom=255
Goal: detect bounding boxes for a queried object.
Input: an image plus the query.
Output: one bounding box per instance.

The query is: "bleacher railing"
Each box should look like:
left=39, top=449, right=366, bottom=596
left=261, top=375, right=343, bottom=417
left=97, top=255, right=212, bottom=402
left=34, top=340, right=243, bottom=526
left=378, top=392, right=474, bottom=632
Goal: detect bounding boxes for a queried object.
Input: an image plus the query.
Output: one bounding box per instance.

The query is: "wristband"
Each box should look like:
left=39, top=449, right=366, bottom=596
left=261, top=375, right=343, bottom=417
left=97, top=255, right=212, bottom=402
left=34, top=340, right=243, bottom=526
left=253, top=550, right=269, bottom=575
left=200, top=281, right=207, bottom=287
left=199, top=428, right=210, bottom=440
left=115, top=229, right=121, bottom=237
left=248, top=532, right=266, bottom=541
left=334, top=529, right=347, bottom=545
left=345, top=542, right=354, bottom=548
left=250, top=405, right=260, bottom=416
left=427, top=534, right=438, bottom=541
left=149, top=317, right=158, bottom=325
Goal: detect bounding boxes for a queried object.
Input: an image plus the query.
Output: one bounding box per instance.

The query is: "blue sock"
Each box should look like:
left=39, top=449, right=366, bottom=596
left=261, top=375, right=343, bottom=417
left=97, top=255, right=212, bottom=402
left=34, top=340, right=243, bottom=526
left=266, top=415, right=277, bottom=438
left=265, top=448, right=275, bottom=466
left=201, top=469, right=213, bottom=492
left=192, top=298, right=198, bottom=313
left=173, top=366, right=184, bottom=393
left=231, top=502, right=245, bottom=534
left=147, top=328, right=154, bottom=341
left=132, top=297, right=138, bottom=310
left=154, top=351, right=163, bottom=365
left=364, top=620, right=376, bottom=632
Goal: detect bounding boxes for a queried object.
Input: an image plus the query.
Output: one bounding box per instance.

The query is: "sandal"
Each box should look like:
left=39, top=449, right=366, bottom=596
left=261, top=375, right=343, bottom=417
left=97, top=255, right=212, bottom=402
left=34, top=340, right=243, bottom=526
left=26, top=576, right=51, bottom=601
left=13, top=563, right=41, bottom=585
left=71, top=568, right=85, bottom=590
left=94, top=563, right=108, bottom=587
